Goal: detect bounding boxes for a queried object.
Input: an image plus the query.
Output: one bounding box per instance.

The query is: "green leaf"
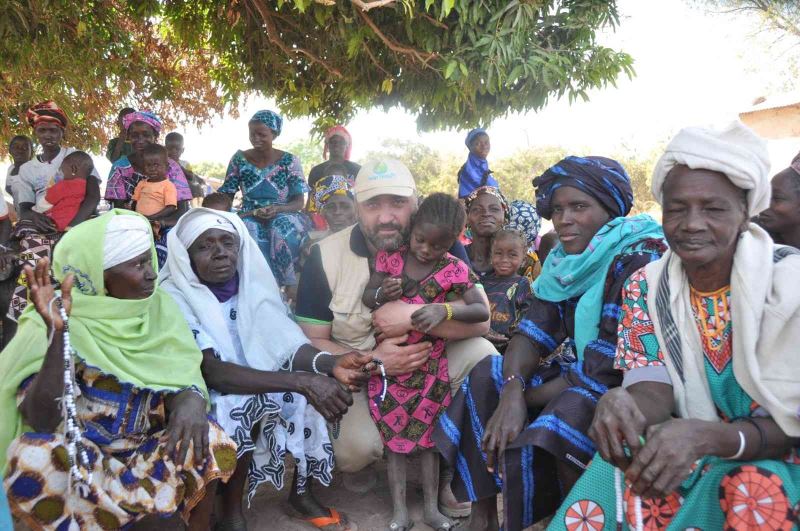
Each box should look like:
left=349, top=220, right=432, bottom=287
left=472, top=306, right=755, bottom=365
left=442, top=0, right=456, bottom=16
left=444, top=60, right=457, bottom=79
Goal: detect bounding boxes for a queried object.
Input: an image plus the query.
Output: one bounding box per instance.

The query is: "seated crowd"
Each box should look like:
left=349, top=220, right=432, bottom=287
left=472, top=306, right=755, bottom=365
left=0, top=101, right=798, bottom=531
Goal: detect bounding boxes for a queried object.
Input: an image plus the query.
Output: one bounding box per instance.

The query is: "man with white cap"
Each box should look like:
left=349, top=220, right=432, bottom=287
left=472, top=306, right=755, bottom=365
left=296, top=159, right=497, bottom=516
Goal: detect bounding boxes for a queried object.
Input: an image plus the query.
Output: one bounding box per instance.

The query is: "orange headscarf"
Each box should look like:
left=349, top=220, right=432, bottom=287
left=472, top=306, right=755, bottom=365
left=26, top=101, right=68, bottom=129
left=323, top=125, right=352, bottom=160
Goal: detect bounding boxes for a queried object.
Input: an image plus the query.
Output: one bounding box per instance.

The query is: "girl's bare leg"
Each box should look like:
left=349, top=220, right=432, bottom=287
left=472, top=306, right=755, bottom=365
left=187, top=479, right=218, bottom=531
left=387, top=451, right=410, bottom=530
left=420, top=451, right=454, bottom=530
left=219, top=451, right=253, bottom=525
left=468, top=496, right=499, bottom=531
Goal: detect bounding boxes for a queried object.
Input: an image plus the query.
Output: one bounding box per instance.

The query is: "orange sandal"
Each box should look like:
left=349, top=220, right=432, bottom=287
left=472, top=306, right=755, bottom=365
left=299, top=508, right=358, bottom=531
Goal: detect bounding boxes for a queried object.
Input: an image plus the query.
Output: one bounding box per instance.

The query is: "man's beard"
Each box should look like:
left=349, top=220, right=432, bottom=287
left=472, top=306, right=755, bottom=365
left=363, top=222, right=409, bottom=252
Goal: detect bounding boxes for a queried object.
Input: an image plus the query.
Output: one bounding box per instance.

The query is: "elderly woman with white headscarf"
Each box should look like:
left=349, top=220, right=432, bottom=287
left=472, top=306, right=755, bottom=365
left=1, top=210, right=237, bottom=530
left=551, top=122, right=800, bottom=531
left=161, top=208, right=371, bottom=531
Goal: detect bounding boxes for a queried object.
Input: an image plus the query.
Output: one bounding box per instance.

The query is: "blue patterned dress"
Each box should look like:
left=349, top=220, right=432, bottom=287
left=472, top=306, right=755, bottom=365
left=433, top=238, right=666, bottom=531
left=219, top=151, right=311, bottom=286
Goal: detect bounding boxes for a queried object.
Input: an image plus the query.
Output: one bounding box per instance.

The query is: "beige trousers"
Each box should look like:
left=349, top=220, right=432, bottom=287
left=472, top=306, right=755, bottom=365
left=332, top=336, right=499, bottom=473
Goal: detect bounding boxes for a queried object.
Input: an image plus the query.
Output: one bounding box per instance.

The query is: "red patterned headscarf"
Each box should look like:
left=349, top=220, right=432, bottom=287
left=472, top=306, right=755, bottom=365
left=26, top=101, right=68, bottom=129
left=323, top=125, right=352, bottom=161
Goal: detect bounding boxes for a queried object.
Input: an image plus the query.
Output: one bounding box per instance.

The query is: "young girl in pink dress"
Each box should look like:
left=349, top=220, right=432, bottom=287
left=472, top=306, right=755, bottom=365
left=362, top=193, right=490, bottom=531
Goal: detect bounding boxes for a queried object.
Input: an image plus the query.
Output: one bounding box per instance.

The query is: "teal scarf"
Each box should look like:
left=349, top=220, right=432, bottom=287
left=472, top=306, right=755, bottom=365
left=533, top=214, right=664, bottom=360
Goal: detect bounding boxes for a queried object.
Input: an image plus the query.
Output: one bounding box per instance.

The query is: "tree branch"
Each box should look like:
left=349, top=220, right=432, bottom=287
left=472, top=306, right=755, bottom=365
left=354, top=5, right=439, bottom=70
left=248, top=0, right=344, bottom=79
left=420, top=12, right=448, bottom=29
left=364, top=46, right=392, bottom=77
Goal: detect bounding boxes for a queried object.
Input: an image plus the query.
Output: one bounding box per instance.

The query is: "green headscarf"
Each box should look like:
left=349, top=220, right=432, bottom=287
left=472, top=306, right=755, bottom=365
left=0, top=210, right=207, bottom=472
left=533, top=214, right=664, bottom=360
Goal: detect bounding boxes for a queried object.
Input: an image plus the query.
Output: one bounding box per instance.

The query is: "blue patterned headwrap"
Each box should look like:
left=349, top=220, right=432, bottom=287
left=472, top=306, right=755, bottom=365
left=465, top=128, right=488, bottom=148
left=532, top=156, right=634, bottom=220
left=507, top=200, right=541, bottom=247
left=250, top=110, right=283, bottom=136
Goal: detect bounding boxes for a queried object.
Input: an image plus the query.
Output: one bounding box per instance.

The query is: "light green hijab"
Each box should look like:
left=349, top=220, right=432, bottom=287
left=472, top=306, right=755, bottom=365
left=0, top=210, right=207, bottom=472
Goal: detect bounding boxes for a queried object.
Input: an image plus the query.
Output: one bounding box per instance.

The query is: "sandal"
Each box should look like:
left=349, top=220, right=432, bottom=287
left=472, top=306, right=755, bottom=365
left=388, top=521, right=414, bottom=531
left=296, top=507, right=358, bottom=531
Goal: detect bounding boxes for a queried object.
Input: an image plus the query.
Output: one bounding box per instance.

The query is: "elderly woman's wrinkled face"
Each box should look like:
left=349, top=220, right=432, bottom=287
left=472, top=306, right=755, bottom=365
left=470, top=133, right=490, bottom=159
left=467, top=193, right=505, bottom=238
left=126, top=122, right=157, bottom=153
left=189, top=229, right=240, bottom=284
left=550, top=186, right=611, bottom=255
left=249, top=122, right=275, bottom=152
left=104, top=250, right=156, bottom=299
left=327, top=135, right=348, bottom=160
left=757, top=169, right=800, bottom=237
left=322, top=194, right=356, bottom=233
left=661, top=166, right=748, bottom=270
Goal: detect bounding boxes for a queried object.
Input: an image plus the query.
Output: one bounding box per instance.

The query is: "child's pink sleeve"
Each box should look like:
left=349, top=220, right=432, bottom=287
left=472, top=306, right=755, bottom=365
left=163, top=181, right=178, bottom=206
left=448, top=257, right=478, bottom=296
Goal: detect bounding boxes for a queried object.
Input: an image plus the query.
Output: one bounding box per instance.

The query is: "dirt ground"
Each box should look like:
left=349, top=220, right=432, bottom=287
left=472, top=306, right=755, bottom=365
left=15, top=456, right=550, bottom=531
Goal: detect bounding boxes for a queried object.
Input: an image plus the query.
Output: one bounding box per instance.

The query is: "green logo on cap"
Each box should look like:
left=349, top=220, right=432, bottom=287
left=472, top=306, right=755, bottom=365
left=369, top=161, right=395, bottom=180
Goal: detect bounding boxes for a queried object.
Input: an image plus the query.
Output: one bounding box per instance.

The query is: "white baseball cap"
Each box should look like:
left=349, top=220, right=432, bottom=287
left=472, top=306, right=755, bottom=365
left=354, top=159, right=417, bottom=203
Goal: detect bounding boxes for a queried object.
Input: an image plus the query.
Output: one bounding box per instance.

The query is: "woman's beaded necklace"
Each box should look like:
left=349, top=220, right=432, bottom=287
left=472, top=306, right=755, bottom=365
left=689, top=285, right=730, bottom=351
left=50, top=296, right=93, bottom=497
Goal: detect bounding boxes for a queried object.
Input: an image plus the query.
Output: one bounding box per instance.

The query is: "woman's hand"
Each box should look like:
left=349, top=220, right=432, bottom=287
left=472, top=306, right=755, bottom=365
left=255, top=205, right=278, bottom=220
left=485, top=330, right=509, bottom=345
left=332, top=351, right=374, bottom=391
left=30, top=211, right=57, bottom=233
left=481, top=383, right=528, bottom=473
left=589, top=387, right=648, bottom=471
left=625, top=419, right=710, bottom=498
left=411, top=304, right=448, bottom=334
left=297, top=373, right=353, bottom=422
left=25, top=258, right=73, bottom=332
left=164, top=389, right=209, bottom=470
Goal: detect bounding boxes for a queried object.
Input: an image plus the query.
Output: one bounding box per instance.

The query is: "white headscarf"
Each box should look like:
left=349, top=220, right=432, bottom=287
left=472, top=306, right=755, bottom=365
left=176, top=211, right=237, bottom=248
left=651, top=121, right=771, bottom=216
left=160, top=208, right=309, bottom=372
left=103, top=214, right=152, bottom=270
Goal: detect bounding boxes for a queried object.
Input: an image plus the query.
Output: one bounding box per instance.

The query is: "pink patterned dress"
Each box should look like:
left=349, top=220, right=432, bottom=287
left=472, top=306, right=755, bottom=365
left=368, top=249, right=477, bottom=454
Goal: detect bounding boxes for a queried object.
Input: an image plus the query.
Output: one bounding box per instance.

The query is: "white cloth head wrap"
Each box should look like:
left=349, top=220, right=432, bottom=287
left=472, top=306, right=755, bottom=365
left=652, top=121, right=771, bottom=216
left=103, top=214, right=152, bottom=270
left=177, top=211, right=237, bottom=248
left=160, top=208, right=308, bottom=373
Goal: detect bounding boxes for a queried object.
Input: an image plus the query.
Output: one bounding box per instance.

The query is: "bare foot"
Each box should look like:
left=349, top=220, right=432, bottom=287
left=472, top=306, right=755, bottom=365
left=388, top=508, right=411, bottom=531
left=423, top=507, right=454, bottom=531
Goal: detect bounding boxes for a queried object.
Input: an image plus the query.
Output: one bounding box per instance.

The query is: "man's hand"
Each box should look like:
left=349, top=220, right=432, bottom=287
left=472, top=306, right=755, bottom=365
left=372, top=334, right=431, bottom=376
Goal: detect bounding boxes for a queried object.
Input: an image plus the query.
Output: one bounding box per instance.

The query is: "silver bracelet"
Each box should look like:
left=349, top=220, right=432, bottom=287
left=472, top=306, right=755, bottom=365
left=374, top=286, right=383, bottom=307
left=724, top=430, right=746, bottom=460
left=312, top=351, right=332, bottom=375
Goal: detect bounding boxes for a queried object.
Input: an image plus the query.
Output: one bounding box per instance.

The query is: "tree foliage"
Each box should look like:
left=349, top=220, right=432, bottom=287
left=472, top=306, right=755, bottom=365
left=168, top=0, right=633, bottom=131
left=0, top=0, right=234, bottom=153
left=1, top=0, right=632, bottom=154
